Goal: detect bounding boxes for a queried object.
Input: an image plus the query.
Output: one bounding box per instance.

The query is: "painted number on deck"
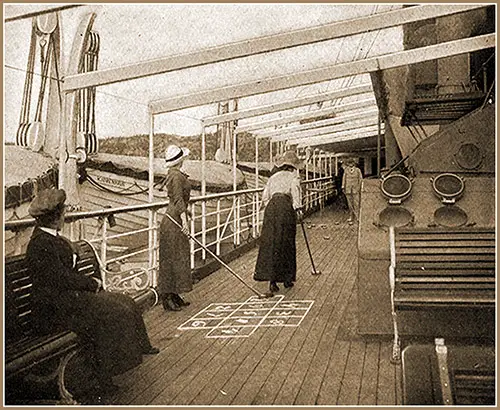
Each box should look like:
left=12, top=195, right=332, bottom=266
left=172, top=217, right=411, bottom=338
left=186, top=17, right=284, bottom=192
left=178, top=295, right=314, bottom=338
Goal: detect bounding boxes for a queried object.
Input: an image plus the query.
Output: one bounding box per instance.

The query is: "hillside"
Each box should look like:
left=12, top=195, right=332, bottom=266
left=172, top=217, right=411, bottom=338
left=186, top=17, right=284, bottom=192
left=99, top=132, right=271, bottom=162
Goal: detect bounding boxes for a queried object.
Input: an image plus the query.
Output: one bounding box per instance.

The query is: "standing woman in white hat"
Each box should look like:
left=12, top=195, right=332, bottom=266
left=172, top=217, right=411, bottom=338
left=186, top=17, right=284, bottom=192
left=159, top=145, right=193, bottom=311
left=254, top=150, right=304, bottom=293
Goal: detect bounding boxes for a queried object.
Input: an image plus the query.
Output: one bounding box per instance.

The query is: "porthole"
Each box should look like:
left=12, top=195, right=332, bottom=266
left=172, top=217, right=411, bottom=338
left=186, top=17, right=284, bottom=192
left=455, top=143, right=483, bottom=170
left=434, top=205, right=468, bottom=227
left=378, top=206, right=413, bottom=228
left=432, top=173, right=464, bottom=202
left=380, top=174, right=412, bottom=204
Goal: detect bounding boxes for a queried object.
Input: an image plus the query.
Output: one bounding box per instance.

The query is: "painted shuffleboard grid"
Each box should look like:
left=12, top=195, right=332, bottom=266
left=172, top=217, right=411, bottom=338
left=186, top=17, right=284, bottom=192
left=178, top=295, right=314, bottom=338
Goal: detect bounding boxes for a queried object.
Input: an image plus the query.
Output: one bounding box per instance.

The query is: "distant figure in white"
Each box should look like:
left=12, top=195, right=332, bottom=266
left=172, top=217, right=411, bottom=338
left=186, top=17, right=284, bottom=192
left=342, top=158, right=363, bottom=225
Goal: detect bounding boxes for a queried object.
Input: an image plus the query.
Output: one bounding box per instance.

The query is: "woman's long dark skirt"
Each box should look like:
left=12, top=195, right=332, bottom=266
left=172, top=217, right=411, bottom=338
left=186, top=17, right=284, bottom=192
left=158, top=206, right=192, bottom=296
left=254, top=194, right=297, bottom=284
left=50, top=292, right=151, bottom=380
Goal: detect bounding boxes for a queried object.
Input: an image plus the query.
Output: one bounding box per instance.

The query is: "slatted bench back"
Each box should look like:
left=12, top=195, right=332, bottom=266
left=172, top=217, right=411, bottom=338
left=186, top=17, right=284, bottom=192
left=5, top=240, right=101, bottom=346
left=394, top=228, right=495, bottom=308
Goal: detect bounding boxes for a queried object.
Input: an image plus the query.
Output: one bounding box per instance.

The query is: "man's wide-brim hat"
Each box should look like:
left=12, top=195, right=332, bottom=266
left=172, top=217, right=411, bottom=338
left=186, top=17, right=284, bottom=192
left=274, top=150, right=304, bottom=170
left=165, top=145, right=190, bottom=167
left=29, top=188, right=66, bottom=217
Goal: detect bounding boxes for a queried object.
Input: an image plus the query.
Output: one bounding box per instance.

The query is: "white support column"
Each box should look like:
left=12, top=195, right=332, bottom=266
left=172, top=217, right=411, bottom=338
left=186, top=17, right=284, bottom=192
left=233, top=122, right=238, bottom=246
left=377, top=109, right=382, bottom=177
left=313, top=149, right=317, bottom=179
left=255, top=136, right=260, bottom=237
left=201, top=126, right=207, bottom=260
left=148, top=112, right=156, bottom=283
left=255, top=136, right=259, bottom=189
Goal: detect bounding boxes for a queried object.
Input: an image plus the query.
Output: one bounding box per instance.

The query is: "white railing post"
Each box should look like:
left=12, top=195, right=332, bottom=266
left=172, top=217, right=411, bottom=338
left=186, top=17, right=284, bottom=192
left=305, top=149, right=310, bottom=211
left=255, top=191, right=261, bottom=236
left=255, top=135, right=259, bottom=190
left=152, top=209, right=158, bottom=288
left=216, top=199, right=221, bottom=255
left=233, top=197, right=237, bottom=247
left=100, top=217, right=108, bottom=286
left=202, top=199, right=207, bottom=260
left=236, top=196, right=241, bottom=246
left=252, top=194, right=256, bottom=239
left=190, top=203, right=196, bottom=269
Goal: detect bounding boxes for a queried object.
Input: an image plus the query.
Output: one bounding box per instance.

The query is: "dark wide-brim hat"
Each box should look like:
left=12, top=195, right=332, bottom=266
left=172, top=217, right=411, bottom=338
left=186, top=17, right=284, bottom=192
left=29, top=188, right=66, bottom=217
left=274, top=150, right=304, bottom=170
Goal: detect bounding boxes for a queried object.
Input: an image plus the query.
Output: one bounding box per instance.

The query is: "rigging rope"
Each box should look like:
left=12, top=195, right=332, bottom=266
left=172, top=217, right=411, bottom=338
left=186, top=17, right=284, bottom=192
left=34, top=34, right=53, bottom=122
left=17, top=18, right=37, bottom=146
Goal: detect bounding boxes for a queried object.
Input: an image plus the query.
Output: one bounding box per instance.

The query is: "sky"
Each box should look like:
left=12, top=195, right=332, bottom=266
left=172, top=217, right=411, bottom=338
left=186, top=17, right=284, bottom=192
left=4, top=3, right=402, bottom=141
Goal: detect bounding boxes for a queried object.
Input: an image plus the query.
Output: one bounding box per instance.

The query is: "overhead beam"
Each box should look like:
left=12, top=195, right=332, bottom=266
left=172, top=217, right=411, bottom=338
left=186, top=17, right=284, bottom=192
left=5, top=4, right=83, bottom=22
left=273, top=116, right=379, bottom=143
left=63, top=4, right=485, bottom=91
left=150, top=33, right=495, bottom=115
left=205, top=84, right=372, bottom=126
left=235, top=97, right=376, bottom=133
left=313, top=137, right=384, bottom=153
left=261, top=107, right=378, bottom=140
left=295, top=125, right=384, bottom=147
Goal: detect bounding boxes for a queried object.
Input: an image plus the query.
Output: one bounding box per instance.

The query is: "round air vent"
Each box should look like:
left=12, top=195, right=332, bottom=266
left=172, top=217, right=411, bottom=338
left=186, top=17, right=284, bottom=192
left=434, top=205, right=468, bottom=227
left=378, top=206, right=413, bottom=228
left=432, top=173, right=464, bottom=202
left=455, top=143, right=483, bottom=170
left=381, top=174, right=412, bottom=204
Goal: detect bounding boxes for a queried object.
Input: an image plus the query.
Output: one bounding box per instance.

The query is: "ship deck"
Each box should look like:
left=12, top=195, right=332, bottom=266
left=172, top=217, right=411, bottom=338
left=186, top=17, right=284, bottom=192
left=97, top=205, right=402, bottom=406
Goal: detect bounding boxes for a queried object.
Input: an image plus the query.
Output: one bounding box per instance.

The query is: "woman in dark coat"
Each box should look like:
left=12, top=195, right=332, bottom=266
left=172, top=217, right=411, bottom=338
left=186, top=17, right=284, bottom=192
left=254, top=151, right=304, bottom=293
left=26, top=189, right=158, bottom=393
left=158, top=145, right=193, bottom=311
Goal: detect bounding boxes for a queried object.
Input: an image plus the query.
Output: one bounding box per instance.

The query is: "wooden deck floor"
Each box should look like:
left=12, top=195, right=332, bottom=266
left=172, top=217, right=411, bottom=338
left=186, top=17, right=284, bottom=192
left=103, top=206, right=402, bottom=405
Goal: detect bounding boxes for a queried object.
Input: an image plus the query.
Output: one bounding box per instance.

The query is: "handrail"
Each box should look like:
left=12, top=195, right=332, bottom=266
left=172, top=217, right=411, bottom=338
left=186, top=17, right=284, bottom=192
left=5, top=171, right=335, bottom=296
left=5, top=178, right=329, bottom=231
left=301, top=175, right=332, bottom=184
left=5, top=187, right=264, bottom=231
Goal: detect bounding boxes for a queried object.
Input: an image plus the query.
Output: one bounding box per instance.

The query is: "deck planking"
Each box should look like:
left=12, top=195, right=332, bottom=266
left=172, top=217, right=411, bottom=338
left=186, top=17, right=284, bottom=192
left=103, top=205, right=402, bottom=406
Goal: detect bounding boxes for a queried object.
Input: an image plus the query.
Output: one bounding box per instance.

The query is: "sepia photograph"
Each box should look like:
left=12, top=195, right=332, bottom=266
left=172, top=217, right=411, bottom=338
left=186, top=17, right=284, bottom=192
left=3, top=3, right=496, bottom=406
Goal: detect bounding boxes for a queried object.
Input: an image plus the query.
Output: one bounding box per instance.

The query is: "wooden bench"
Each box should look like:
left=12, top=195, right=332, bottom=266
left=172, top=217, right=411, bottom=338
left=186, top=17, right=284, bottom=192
left=5, top=240, right=156, bottom=404
left=388, top=227, right=495, bottom=364
left=394, top=228, right=495, bottom=309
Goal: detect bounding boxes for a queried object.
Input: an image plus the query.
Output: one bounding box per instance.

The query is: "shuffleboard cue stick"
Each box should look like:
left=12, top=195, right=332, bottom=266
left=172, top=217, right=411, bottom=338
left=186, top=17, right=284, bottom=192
left=164, top=213, right=274, bottom=299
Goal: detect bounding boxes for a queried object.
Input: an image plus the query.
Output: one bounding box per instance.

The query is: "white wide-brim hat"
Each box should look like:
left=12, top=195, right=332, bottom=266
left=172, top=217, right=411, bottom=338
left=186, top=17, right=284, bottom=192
left=165, top=145, right=190, bottom=167
left=274, top=150, right=304, bottom=170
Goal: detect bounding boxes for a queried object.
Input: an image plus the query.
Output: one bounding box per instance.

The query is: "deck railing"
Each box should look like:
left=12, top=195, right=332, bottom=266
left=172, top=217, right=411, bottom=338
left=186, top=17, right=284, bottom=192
left=5, top=178, right=334, bottom=297
left=302, top=176, right=335, bottom=211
